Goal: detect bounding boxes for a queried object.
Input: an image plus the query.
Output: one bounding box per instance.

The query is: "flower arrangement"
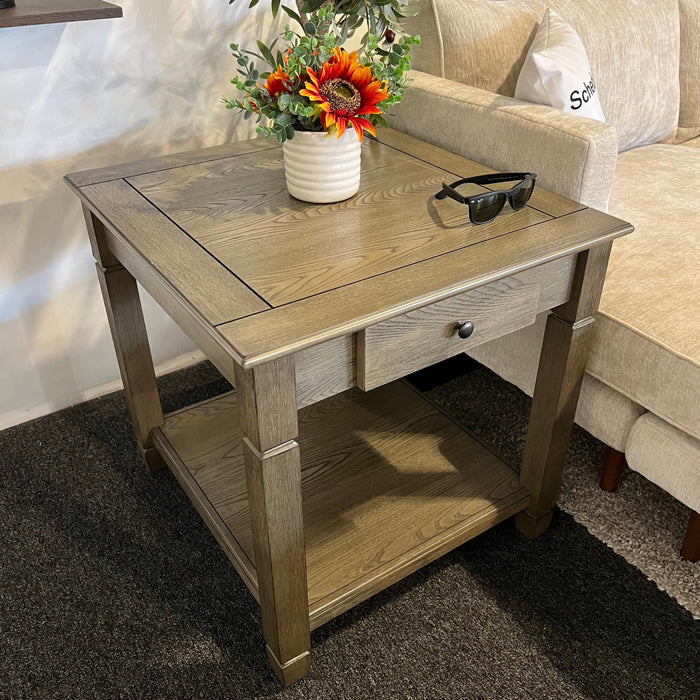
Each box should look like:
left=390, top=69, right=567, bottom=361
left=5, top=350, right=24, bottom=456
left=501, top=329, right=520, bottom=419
left=223, top=5, right=419, bottom=142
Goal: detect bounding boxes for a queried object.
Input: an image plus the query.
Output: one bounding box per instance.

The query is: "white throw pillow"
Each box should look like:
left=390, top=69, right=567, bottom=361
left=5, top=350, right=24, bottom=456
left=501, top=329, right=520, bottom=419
left=515, top=8, right=605, bottom=122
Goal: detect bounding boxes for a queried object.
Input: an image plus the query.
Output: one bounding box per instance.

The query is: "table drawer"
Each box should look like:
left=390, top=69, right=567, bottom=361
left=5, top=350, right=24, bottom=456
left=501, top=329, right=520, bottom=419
left=357, top=257, right=575, bottom=391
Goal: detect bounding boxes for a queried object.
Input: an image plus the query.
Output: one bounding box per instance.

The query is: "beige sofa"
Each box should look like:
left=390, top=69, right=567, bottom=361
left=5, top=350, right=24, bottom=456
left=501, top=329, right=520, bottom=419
left=395, top=0, right=700, bottom=559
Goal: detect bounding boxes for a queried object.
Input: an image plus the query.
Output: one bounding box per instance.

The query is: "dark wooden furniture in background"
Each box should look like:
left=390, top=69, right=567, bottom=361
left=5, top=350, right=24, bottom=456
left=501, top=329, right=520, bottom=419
left=0, top=0, right=121, bottom=28
left=600, top=446, right=627, bottom=492
left=680, top=511, right=700, bottom=562
left=66, top=130, right=633, bottom=685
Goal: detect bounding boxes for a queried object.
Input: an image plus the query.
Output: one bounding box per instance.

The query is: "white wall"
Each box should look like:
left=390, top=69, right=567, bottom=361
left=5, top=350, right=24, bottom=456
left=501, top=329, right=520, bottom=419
left=0, top=1, right=283, bottom=429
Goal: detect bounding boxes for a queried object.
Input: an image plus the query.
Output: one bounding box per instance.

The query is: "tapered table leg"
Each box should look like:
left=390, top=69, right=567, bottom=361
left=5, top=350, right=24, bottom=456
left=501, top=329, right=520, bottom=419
left=516, top=244, right=612, bottom=538
left=234, top=356, right=311, bottom=686
left=83, top=207, right=165, bottom=471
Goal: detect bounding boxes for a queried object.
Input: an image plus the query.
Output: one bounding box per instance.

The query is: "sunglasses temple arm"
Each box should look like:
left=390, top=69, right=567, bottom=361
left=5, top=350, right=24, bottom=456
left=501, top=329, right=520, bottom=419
left=476, top=172, right=533, bottom=185
left=435, top=184, right=467, bottom=204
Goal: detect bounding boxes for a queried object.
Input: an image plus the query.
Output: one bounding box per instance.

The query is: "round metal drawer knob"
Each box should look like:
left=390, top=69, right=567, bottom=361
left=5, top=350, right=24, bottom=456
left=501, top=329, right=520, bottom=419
left=455, top=321, right=475, bottom=339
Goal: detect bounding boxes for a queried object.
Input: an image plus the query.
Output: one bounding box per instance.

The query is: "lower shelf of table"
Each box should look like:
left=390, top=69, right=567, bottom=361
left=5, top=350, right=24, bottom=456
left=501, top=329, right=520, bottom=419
left=152, top=380, right=530, bottom=630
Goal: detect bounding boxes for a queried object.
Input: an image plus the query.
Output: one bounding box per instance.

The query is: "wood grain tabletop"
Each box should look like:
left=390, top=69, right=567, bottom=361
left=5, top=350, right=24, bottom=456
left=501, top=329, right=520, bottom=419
left=66, top=129, right=632, bottom=368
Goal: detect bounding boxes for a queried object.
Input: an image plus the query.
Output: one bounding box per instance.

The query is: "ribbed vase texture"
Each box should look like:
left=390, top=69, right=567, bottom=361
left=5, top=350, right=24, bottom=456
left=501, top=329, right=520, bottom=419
left=282, top=130, right=361, bottom=203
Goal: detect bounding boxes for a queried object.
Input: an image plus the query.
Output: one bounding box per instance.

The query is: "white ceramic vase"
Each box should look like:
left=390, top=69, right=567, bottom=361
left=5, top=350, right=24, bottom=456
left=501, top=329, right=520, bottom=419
left=282, top=129, right=361, bottom=204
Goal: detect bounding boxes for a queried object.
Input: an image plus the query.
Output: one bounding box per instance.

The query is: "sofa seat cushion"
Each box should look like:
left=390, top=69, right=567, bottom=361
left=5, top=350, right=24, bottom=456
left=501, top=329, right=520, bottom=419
left=626, top=413, right=700, bottom=513
left=682, top=136, right=700, bottom=148
left=590, top=144, right=700, bottom=441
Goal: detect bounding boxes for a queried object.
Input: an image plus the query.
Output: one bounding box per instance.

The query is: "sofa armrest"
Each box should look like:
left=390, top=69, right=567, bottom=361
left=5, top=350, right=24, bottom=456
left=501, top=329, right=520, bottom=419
left=391, top=71, right=618, bottom=211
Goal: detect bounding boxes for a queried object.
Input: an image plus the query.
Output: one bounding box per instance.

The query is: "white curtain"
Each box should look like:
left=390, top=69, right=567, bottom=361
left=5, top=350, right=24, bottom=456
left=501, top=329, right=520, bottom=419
left=0, top=1, right=284, bottom=427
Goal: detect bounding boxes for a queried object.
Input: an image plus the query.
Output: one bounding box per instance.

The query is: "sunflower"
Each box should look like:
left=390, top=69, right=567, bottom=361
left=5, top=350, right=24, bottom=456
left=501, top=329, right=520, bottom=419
left=300, top=48, right=389, bottom=140
left=264, top=65, right=290, bottom=99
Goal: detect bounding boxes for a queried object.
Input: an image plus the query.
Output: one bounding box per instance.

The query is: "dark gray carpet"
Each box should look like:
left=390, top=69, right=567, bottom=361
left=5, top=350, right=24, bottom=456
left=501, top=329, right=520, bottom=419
left=424, top=362, right=700, bottom=619
left=2, top=361, right=699, bottom=700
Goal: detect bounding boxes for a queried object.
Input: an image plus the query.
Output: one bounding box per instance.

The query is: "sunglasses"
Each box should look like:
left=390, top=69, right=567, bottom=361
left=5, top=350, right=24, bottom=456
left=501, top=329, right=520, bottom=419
left=435, top=172, right=537, bottom=225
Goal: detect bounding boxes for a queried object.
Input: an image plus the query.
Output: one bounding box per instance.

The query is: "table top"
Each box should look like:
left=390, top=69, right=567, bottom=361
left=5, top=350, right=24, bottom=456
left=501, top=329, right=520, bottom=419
left=66, top=129, right=632, bottom=367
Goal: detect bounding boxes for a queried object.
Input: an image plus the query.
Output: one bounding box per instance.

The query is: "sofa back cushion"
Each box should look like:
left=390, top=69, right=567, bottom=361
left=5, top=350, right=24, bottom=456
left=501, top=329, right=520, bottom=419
left=404, top=0, right=680, bottom=152
left=678, top=0, right=700, bottom=142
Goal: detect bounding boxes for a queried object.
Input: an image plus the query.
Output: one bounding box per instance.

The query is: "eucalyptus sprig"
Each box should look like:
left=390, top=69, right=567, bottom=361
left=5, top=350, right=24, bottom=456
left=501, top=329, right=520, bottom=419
left=228, top=0, right=413, bottom=46
left=361, top=32, right=420, bottom=121
left=223, top=7, right=419, bottom=143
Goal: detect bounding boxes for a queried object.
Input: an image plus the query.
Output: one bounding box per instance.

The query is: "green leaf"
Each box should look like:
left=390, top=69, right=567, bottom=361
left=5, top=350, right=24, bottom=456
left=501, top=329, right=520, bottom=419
left=281, top=5, right=302, bottom=26
left=301, top=0, right=326, bottom=13
left=276, top=113, right=292, bottom=126
left=373, top=114, right=389, bottom=129
left=247, top=0, right=259, bottom=7
left=256, top=40, right=276, bottom=67
left=304, top=21, right=316, bottom=36
left=285, top=124, right=295, bottom=140
left=271, top=0, right=281, bottom=17
left=278, top=92, right=291, bottom=107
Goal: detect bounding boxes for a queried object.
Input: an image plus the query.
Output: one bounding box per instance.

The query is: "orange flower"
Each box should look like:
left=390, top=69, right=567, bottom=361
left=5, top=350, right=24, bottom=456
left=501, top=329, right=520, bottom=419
left=300, top=48, right=389, bottom=141
left=264, top=66, right=290, bottom=99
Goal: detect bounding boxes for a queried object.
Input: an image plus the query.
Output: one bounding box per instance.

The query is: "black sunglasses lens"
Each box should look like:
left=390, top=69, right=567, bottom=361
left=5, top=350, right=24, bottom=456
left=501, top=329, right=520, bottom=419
left=511, top=179, right=535, bottom=210
left=470, top=192, right=507, bottom=223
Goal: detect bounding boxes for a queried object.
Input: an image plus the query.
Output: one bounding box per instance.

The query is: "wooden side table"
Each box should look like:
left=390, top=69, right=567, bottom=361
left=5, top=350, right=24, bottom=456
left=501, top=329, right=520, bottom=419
left=66, top=130, right=632, bottom=686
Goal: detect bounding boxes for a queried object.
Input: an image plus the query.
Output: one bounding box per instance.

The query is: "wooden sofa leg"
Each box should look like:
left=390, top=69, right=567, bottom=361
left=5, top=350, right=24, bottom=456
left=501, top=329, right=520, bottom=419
left=680, top=511, right=700, bottom=562
left=600, top=446, right=626, bottom=492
